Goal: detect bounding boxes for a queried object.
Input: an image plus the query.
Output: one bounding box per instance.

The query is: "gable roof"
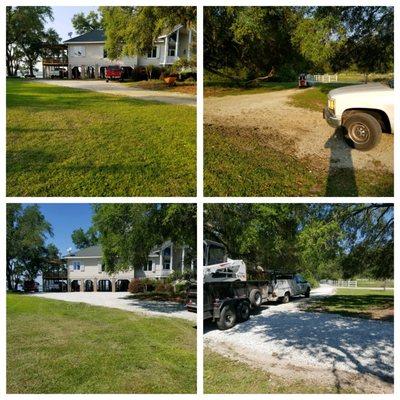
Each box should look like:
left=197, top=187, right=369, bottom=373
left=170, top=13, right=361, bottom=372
left=66, top=245, right=102, bottom=258
left=64, top=29, right=105, bottom=44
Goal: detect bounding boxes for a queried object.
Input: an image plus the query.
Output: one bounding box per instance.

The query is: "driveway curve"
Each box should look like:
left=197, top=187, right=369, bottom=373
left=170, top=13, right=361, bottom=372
left=38, top=79, right=196, bottom=106
left=205, top=88, right=393, bottom=172
left=33, top=292, right=196, bottom=322
left=204, top=284, right=393, bottom=393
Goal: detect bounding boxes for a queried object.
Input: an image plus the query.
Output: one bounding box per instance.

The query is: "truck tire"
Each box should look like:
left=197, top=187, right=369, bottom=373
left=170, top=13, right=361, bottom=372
left=305, top=288, right=311, bottom=298
left=216, top=304, right=237, bottom=330
left=343, top=113, right=382, bottom=151
left=249, top=289, right=262, bottom=308
left=237, top=301, right=250, bottom=322
left=282, top=291, right=290, bottom=304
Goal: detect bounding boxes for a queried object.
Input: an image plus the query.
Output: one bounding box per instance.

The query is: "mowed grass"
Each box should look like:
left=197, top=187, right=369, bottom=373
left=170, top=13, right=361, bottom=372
left=204, top=349, right=355, bottom=394
left=290, top=83, right=354, bottom=112
left=204, top=125, right=394, bottom=197
left=304, top=288, right=394, bottom=321
left=6, top=79, right=196, bottom=196
left=7, top=294, right=196, bottom=394
left=204, top=81, right=296, bottom=97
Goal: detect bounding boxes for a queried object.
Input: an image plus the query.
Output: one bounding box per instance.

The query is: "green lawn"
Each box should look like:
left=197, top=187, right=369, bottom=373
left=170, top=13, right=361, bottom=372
left=204, top=124, right=393, bottom=196
left=290, top=83, right=355, bottom=112
left=204, top=350, right=355, bottom=394
left=6, top=79, right=196, bottom=196
left=356, top=279, right=394, bottom=288
left=7, top=294, right=196, bottom=394
left=304, top=288, right=394, bottom=321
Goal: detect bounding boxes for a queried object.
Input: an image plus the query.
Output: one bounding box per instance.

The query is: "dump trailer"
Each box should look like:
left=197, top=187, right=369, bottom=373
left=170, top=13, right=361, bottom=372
left=193, top=240, right=312, bottom=330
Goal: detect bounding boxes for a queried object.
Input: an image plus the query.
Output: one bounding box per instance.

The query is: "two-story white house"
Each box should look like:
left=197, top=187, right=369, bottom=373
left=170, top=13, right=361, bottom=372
left=64, top=241, right=194, bottom=292
left=63, top=25, right=194, bottom=79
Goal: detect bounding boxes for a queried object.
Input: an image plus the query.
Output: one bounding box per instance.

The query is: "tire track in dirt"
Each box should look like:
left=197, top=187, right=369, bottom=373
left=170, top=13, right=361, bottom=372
left=205, top=89, right=393, bottom=172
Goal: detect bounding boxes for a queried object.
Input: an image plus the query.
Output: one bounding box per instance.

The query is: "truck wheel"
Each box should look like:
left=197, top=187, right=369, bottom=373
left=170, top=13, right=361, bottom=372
left=216, top=305, right=237, bottom=330
left=237, top=301, right=250, bottom=322
left=305, top=288, right=310, bottom=298
left=249, top=289, right=262, bottom=308
left=282, top=292, right=290, bottom=304
left=343, top=113, right=382, bottom=151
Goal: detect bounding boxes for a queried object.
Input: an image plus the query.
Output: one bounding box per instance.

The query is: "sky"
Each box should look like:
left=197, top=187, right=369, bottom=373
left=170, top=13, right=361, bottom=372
left=28, top=204, right=94, bottom=256
left=45, top=6, right=99, bottom=41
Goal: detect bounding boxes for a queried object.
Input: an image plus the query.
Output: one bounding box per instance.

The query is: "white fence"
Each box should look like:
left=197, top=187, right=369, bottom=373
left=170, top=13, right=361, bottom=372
left=307, top=74, right=338, bottom=83
left=321, top=279, right=357, bottom=287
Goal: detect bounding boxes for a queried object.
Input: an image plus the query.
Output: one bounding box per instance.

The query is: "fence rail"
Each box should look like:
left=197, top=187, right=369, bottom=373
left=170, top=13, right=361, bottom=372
left=321, top=279, right=357, bottom=287
left=307, top=74, right=338, bottom=83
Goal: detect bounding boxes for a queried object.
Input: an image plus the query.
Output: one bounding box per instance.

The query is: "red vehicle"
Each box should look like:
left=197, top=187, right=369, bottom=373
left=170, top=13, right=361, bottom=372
left=105, top=65, right=123, bottom=82
left=298, top=73, right=310, bottom=88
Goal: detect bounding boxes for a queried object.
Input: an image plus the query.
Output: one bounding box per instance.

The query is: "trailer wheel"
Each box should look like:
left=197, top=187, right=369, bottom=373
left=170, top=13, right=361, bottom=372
left=237, top=301, right=250, bottom=322
left=249, top=289, right=262, bottom=308
left=282, top=291, right=290, bottom=303
left=305, top=288, right=311, bottom=298
left=216, top=304, right=237, bottom=330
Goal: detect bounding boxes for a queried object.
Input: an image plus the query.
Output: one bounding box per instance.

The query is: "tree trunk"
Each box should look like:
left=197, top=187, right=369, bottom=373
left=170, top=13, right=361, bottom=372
left=29, top=61, right=34, bottom=76
left=364, top=73, right=369, bottom=84
left=6, top=260, right=14, bottom=291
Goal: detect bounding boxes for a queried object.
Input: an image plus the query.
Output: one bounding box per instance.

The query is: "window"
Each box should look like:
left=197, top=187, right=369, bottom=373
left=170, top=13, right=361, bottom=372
left=103, top=48, right=108, bottom=58
left=168, top=32, right=177, bottom=57
left=147, top=47, right=157, bottom=58
left=208, top=245, right=225, bottom=266
left=144, top=260, right=153, bottom=271
left=163, top=247, right=171, bottom=270
left=101, top=263, right=106, bottom=272
left=71, top=46, right=86, bottom=57
left=73, top=261, right=80, bottom=271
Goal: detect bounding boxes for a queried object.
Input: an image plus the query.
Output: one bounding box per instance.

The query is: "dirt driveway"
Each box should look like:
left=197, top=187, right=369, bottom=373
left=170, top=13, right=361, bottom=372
left=205, top=89, right=393, bottom=172
left=204, top=285, right=394, bottom=393
left=33, top=292, right=196, bottom=322
left=39, top=79, right=196, bottom=106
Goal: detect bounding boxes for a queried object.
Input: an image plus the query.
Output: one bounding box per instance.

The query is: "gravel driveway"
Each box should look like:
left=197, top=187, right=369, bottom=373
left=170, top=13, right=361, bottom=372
left=33, top=292, right=196, bottom=322
left=205, top=89, right=393, bottom=172
left=39, top=79, right=196, bottom=106
left=204, top=285, right=394, bottom=393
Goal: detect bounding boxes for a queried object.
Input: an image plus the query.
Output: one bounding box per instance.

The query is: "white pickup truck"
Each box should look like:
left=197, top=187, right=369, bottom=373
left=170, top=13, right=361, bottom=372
left=323, top=81, right=394, bottom=150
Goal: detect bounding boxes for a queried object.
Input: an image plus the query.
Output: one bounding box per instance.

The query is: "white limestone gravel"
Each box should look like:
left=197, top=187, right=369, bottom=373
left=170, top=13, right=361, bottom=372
left=204, top=285, right=393, bottom=384
left=32, top=291, right=196, bottom=322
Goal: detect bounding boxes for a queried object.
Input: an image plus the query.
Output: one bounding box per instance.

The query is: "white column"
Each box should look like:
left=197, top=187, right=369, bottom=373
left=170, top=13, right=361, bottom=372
left=163, top=35, right=168, bottom=65
left=170, top=244, right=173, bottom=272
left=175, top=29, right=180, bottom=59
left=181, top=247, right=185, bottom=272
left=188, top=29, right=192, bottom=60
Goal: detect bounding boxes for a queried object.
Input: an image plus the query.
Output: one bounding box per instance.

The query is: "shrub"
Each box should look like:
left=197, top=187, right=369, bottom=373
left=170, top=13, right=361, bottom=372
left=128, top=278, right=145, bottom=293
left=155, top=281, right=173, bottom=293
left=132, top=66, right=147, bottom=81
left=184, top=77, right=196, bottom=84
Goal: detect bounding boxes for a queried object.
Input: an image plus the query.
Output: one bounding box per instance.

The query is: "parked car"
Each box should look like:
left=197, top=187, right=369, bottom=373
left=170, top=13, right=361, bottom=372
left=105, top=65, right=123, bottom=82
left=298, top=73, right=311, bottom=88
left=323, top=80, right=394, bottom=150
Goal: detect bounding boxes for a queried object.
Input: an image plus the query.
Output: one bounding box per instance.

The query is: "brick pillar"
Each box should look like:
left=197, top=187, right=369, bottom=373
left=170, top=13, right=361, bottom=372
left=80, top=279, right=84, bottom=292
left=67, top=279, right=71, bottom=292
left=68, top=65, right=72, bottom=79
left=94, top=64, right=99, bottom=79
left=81, top=65, right=85, bottom=79
left=93, top=278, right=97, bottom=292
left=111, top=278, right=116, bottom=292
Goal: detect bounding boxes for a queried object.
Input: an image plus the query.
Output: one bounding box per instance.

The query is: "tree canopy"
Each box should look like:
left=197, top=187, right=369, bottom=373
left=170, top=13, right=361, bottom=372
left=6, top=6, right=61, bottom=76
left=71, top=227, right=99, bottom=249
left=91, top=203, right=196, bottom=273
left=204, top=6, right=393, bottom=81
left=100, top=6, right=196, bottom=59
left=204, top=204, right=393, bottom=285
left=71, top=11, right=103, bottom=34
left=6, top=204, right=60, bottom=290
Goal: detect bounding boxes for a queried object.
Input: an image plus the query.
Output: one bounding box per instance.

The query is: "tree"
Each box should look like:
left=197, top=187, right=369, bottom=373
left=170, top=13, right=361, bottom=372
left=100, top=6, right=196, bottom=59
left=71, top=227, right=99, bottom=249
left=92, top=204, right=196, bottom=273
left=6, top=6, right=60, bottom=76
left=203, top=203, right=394, bottom=284
left=6, top=204, right=54, bottom=290
left=72, top=11, right=103, bottom=35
